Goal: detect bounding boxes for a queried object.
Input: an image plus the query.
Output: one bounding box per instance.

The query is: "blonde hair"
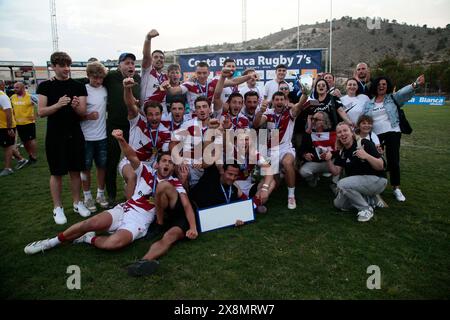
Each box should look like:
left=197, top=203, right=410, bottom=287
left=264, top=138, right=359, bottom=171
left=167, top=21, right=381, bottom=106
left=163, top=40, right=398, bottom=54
left=335, top=122, right=356, bottom=151
left=86, top=61, right=108, bottom=78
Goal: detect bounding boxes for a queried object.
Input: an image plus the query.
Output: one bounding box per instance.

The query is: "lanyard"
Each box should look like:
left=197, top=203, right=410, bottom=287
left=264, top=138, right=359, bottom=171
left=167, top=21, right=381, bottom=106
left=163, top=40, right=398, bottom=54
left=220, top=184, right=232, bottom=204
left=231, top=115, right=238, bottom=129
left=155, top=70, right=165, bottom=85
left=152, top=175, right=158, bottom=195
left=196, top=80, right=209, bottom=97
left=147, top=123, right=159, bottom=148
left=171, top=115, right=182, bottom=131
left=274, top=110, right=284, bottom=129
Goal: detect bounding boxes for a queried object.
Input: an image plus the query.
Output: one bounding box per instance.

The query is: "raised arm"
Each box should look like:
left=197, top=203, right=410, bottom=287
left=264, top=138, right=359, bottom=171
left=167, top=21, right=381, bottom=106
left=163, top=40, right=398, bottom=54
left=112, top=129, right=140, bottom=170
left=123, top=77, right=140, bottom=119
left=224, top=70, right=257, bottom=87
left=142, top=29, right=159, bottom=70
left=291, top=92, right=308, bottom=118
left=213, top=67, right=234, bottom=113
left=393, top=74, right=425, bottom=105
left=253, top=99, right=268, bottom=128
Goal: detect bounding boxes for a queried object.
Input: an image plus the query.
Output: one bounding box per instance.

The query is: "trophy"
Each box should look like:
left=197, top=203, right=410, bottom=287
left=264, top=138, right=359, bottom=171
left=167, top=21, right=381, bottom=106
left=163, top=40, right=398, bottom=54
left=297, top=74, right=314, bottom=96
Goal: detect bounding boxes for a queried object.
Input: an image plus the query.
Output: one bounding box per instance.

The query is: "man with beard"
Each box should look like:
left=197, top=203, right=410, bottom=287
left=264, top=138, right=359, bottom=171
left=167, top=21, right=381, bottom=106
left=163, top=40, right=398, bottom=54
left=163, top=61, right=257, bottom=112
left=140, top=29, right=169, bottom=112
left=213, top=67, right=249, bottom=130
left=24, top=132, right=186, bottom=254
left=122, top=77, right=171, bottom=199
left=254, top=91, right=307, bottom=210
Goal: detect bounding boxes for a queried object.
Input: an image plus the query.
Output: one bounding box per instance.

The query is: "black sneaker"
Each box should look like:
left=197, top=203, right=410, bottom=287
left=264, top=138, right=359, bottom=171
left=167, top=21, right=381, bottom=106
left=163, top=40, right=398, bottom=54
left=144, top=222, right=164, bottom=240
left=28, top=157, right=37, bottom=165
left=127, top=259, right=160, bottom=277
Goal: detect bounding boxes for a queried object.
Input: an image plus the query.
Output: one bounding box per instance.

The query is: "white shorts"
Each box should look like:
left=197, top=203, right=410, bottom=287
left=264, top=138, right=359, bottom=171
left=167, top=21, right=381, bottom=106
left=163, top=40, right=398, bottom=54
left=269, top=144, right=296, bottom=175
left=107, top=204, right=155, bottom=241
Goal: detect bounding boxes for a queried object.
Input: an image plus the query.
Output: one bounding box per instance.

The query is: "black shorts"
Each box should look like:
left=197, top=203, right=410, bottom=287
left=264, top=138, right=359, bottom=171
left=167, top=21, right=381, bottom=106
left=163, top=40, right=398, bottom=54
left=45, top=134, right=85, bottom=175
left=165, top=194, right=190, bottom=233
left=0, top=128, right=16, bottom=147
left=17, top=123, right=36, bottom=142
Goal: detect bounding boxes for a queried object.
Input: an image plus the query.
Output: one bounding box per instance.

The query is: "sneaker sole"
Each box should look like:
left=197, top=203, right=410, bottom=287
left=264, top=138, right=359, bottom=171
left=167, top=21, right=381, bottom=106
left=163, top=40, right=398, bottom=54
left=127, top=260, right=160, bottom=277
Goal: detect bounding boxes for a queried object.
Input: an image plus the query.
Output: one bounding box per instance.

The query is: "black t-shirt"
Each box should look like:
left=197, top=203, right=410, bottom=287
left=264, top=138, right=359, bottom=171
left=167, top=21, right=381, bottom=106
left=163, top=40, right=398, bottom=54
left=37, top=78, right=88, bottom=138
left=189, top=165, right=240, bottom=209
left=334, top=139, right=385, bottom=177
left=308, top=95, right=344, bottom=130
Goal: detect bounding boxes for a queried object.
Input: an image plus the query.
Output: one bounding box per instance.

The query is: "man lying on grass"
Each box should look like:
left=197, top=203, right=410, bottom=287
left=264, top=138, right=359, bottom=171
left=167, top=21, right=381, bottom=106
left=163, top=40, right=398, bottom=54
left=24, top=130, right=197, bottom=256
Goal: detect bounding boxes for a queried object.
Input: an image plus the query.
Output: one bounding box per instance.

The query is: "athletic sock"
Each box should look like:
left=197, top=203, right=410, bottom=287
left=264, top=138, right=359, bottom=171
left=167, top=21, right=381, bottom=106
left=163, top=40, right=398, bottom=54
left=49, top=234, right=63, bottom=247
left=288, top=187, right=295, bottom=198
left=83, top=191, right=93, bottom=200
left=96, top=189, right=105, bottom=198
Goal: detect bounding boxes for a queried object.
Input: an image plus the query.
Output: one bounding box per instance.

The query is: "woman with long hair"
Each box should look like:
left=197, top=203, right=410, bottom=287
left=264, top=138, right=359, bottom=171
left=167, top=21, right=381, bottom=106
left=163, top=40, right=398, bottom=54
left=362, top=74, right=425, bottom=202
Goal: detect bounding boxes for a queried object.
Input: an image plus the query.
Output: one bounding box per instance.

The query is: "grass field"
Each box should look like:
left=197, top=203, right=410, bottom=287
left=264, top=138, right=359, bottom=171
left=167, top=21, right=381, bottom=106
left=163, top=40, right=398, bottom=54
left=0, top=104, right=449, bottom=299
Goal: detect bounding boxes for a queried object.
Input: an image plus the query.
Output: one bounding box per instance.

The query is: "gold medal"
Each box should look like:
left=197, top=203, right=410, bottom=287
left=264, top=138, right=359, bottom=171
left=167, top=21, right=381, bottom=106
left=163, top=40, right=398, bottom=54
left=152, top=147, right=158, bottom=155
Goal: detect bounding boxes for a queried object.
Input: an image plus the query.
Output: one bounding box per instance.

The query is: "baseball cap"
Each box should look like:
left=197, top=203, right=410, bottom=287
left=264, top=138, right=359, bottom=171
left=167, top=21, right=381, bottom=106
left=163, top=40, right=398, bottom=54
left=118, top=53, right=136, bottom=63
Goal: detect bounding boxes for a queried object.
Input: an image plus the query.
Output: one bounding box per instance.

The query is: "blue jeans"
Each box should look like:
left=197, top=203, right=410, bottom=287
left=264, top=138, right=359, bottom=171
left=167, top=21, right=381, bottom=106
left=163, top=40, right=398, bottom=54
left=84, top=138, right=108, bottom=170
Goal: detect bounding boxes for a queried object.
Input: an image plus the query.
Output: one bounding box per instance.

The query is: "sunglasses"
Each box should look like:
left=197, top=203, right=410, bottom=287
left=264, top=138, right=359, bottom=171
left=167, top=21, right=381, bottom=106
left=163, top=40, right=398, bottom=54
left=279, top=87, right=290, bottom=90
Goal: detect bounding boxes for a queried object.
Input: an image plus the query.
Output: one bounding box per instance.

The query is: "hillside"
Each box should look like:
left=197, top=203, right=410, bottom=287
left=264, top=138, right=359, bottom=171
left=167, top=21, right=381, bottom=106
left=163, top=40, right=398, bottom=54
left=169, top=17, right=450, bottom=75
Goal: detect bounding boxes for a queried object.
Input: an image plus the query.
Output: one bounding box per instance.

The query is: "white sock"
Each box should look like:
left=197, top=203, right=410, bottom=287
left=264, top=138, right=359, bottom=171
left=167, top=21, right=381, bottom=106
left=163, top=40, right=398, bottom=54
left=288, top=187, right=295, bottom=198
left=84, top=233, right=95, bottom=244
left=83, top=191, right=93, bottom=200
left=96, top=189, right=104, bottom=198
left=48, top=236, right=61, bottom=247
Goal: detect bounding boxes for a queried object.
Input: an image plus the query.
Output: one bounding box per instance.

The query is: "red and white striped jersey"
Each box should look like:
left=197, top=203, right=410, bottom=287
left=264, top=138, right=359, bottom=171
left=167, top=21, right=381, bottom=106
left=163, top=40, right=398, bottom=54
left=124, top=163, right=186, bottom=215
left=180, top=78, right=219, bottom=111
left=129, top=114, right=171, bottom=162
left=161, top=113, right=192, bottom=132
left=215, top=111, right=250, bottom=130
left=140, top=66, right=169, bottom=112
left=264, top=108, right=295, bottom=148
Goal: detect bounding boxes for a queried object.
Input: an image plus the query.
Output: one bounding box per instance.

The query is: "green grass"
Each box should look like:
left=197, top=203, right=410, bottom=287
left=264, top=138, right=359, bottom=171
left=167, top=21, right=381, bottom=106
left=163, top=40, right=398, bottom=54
left=1, top=104, right=449, bottom=299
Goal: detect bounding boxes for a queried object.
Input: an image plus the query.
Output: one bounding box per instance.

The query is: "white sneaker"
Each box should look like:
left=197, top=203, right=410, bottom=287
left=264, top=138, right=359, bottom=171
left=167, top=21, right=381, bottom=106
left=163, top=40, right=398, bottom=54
left=73, top=231, right=96, bottom=244
left=357, top=208, right=374, bottom=222
left=24, top=239, right=53, bottom=255
left=96, top=194, right=109, bottom=209
left=287, top=196, right=297, bottom=210
left=53, top=207, right=67, bottom=225
left=393, top=189, right=406, bottom=202
left=84, top=198, right=97, bottom=212
left=74, top=201, right=91, bottom=218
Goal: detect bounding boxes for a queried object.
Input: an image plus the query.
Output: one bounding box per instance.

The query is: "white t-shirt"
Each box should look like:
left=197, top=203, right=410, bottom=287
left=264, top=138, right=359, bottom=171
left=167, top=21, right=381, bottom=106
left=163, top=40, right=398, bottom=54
left=340, top=94, right=370, bottom=125
left=372, top=102, right=400, bottom=135
left=264, top=79, right=291, bottom=102
left=361, top=132, right=380, bottom=146
left=81, top=84, right=107, bottom=141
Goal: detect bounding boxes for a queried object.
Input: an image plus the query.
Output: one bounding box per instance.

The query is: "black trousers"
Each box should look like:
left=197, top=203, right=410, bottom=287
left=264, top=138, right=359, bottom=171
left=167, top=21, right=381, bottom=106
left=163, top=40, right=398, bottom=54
left=105, top=122, right=129, bottom=201
left=378, top=131, right=401, bottom=186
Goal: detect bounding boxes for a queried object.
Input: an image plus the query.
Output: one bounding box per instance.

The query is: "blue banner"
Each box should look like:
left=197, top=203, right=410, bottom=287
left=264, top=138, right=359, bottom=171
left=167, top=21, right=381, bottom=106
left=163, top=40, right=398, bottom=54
left=405, top=96, right=446, bottom=106
left=178, top=49, right=322, bottom=83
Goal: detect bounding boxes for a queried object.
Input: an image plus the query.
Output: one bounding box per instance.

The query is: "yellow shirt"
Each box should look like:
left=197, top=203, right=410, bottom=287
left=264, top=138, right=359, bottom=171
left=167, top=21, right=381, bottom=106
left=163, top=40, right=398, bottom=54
left=11, top=92, right=35, bottom=125
left=0, top=91, right=16, bottom=129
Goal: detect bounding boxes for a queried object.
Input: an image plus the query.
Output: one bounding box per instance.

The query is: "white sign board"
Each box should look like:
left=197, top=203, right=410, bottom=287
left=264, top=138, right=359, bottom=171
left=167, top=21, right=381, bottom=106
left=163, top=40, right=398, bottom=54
left=197, top=199, right=255, bottom=233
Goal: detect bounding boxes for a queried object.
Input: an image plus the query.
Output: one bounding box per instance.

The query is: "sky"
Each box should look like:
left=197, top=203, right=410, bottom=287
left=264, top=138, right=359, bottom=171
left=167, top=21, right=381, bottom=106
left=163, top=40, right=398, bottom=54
left=0, top=0, right=449, bottom=66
